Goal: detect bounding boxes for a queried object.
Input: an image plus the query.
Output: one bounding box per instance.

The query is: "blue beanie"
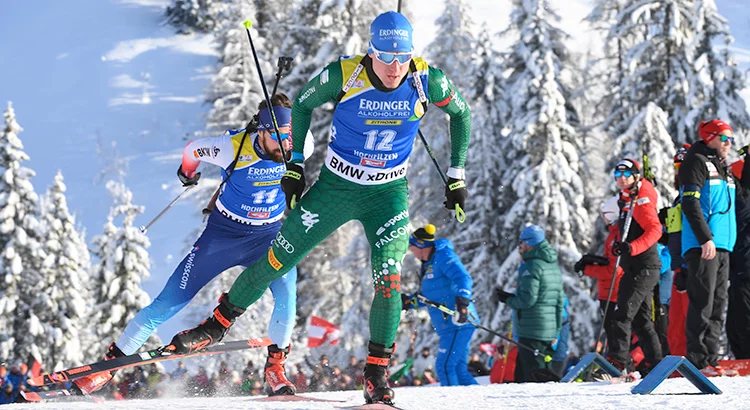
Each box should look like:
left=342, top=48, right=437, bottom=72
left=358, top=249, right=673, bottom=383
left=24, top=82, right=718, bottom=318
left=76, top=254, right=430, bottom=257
left=370, top=11, right=413, bottom=52
left=519, top=225, right=545, bottom=247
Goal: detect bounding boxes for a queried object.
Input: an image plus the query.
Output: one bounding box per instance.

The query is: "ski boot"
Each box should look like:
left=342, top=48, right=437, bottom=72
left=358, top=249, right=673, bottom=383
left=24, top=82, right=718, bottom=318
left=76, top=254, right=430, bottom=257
left=605, top=355, right=629, bottom=375
left=265, top=344, right=296, bottom=396
left=363, top=341, right=395, bottom=405
left=72, top=342, right=125, bottom=395
left=167, top=293, right=245, bottom=354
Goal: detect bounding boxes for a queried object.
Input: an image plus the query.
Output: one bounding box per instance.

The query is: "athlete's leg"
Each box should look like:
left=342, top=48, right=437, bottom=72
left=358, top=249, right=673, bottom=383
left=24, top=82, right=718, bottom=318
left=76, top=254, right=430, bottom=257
left=359, top=179, right=409, bottom=347
left=117, top=216, right=250, bottom=354
left=228, top=168, right=358, bottom=309
left=454, top=327, right=479, bottom=385
left=435, top=329, right=459, bottom=386
left=77, top=214, right=250, bottom=394
left=267, top=267, right=298, bottom=348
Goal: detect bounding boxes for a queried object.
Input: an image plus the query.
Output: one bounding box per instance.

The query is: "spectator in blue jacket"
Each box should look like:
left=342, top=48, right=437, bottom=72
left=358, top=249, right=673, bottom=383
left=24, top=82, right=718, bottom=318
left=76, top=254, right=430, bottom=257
left=402, top=224, right=478, bottom=387
left=679, top=119, right=737, bottom=372
left=8, top=363, right=28, bottom=402
left=0, top=365, right=13, bottom=405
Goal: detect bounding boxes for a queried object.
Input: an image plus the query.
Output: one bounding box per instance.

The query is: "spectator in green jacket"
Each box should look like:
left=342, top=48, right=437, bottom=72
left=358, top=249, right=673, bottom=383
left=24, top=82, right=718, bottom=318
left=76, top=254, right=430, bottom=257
left=496, top=225, right=565, bottom=382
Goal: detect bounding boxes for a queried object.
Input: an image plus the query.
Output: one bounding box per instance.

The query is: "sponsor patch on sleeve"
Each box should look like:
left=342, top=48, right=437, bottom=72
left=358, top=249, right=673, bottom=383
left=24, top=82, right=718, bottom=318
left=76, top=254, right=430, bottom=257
left=636, top=197, right=650, bottom=205
left=268, top=248, right=283, bottom=271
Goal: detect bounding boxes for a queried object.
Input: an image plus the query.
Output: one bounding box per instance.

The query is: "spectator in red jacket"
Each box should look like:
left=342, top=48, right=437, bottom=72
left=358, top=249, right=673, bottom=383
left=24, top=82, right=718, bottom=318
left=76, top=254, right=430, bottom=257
left=575, top=195, right=624, bottom=353
left=606, top=158, right=663, bottom=374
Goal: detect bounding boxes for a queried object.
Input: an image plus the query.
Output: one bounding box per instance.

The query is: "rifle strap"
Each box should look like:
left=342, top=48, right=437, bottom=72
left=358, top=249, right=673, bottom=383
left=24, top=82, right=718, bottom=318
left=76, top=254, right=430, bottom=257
left=202, top=126, right=252, bottom=221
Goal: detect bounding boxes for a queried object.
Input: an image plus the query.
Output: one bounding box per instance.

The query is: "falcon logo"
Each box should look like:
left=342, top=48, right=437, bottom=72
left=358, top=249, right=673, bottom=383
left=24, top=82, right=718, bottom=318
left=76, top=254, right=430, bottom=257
left=300, top=206, right=320, bottom=233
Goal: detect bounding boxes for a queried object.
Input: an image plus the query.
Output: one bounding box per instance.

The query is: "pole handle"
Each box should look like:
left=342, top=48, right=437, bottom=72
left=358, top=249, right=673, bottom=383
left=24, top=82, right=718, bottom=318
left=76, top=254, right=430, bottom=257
left=454, top=204, right=466, bottom=223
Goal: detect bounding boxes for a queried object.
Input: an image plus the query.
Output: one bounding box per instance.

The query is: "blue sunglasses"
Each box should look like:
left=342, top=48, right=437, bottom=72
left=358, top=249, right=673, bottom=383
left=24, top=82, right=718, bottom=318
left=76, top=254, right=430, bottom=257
left=705, top=132, right=735, bottom=144
left=613, top=170, right=634, bottom=178
left=270, top=132, right=290, bottom=142
left=369, top=42, right=412, bottom=65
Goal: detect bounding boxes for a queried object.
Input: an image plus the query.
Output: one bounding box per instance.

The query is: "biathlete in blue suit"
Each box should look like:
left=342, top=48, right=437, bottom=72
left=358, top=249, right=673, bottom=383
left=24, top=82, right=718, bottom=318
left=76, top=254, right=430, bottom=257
left=403, top=224, right=478, bottom=386
left=74, top=94, right=300, bottom=396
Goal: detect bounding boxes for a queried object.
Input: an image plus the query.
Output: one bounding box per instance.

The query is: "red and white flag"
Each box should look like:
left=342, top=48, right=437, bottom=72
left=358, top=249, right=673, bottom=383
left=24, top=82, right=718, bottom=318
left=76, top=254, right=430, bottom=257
left=26, top=352, right=42, bottom=378
left=479, top=343, right=498, bottom=356
left=307, top=315, right=340, bottom=348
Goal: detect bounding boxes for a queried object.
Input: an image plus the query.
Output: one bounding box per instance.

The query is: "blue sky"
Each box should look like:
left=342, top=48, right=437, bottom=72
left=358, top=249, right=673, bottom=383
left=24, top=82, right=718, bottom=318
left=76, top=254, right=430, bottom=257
left=1, top=0, right=748, bottom=349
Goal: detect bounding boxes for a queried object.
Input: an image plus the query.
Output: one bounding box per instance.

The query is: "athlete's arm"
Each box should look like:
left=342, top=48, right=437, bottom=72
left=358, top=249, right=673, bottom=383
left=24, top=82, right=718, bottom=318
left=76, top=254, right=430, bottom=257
left=679, top=154, right=712, bottom=244
left=180, top=135, right=236, bottom=177
left=290, top=61, right=344, bottom=164
left=427, top=66, right=471, bottom=179
left=629, top=184, right=663, bottom=255
left=436, top=249, right=472, bottom=301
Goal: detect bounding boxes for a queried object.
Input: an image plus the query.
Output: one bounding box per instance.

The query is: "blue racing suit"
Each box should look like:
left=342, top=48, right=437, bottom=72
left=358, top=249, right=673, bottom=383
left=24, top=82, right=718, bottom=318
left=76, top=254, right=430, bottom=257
left=116, top=130, right=297, bottom=354
left=407, top=238, right=478, bottom=386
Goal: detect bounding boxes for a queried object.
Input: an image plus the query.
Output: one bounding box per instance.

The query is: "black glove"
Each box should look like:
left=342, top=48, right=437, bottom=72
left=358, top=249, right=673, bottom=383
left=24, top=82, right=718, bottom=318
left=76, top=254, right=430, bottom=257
left=281, top=163, right=305, bottom=210
left=401, top=294, right=417, bottom=311
left=177, top=166, right=201, bottom=187
left=612, top=241, right=632, bottom=256
left=453, top=296, right=470, bottom=325
left=574, top=254, right=609, bottom=273
left=584, top=254, right=609, bottom=266
left=496, top=289, right=513, bottom=303
left=573, top=259, right=586, bottom=275
left=444, top=178, right=467, bottom=211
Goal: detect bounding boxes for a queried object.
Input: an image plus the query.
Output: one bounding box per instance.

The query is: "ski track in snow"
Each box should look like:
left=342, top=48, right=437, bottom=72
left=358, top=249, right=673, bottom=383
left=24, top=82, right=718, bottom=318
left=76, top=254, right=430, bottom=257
left=116, top=0, right=170, bottom=8
left=102, top=34, right=218, bottom=63
left=8, top=377, right=750, bottom=410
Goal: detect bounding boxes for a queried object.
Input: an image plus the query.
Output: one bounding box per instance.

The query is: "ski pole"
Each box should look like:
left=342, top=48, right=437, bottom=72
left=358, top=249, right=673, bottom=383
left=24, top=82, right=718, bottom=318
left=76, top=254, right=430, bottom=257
left=592, top=191, right=636, bottom=352
left=415, top=294, right=552, bottom=362
left=242, top=20, right=289, bottom=167
left=583, top=189, right=637, bottom=380
left=139, top=185, right=195, bottom=234
left=417, top=129, right=466, bottom=223
left=271, top=56, right=293, bottom=96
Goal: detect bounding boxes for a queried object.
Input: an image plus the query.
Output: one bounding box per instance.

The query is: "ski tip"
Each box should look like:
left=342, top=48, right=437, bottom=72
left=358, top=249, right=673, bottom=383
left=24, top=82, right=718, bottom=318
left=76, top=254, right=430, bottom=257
left=243, top=20, right=253, bottom=29
left=21, top=391, right=42, bottom=402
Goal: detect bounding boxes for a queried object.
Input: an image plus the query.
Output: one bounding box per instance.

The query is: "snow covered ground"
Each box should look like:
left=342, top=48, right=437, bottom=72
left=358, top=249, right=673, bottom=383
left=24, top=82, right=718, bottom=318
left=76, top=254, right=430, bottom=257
left=7, top=377, right=750, bottom=409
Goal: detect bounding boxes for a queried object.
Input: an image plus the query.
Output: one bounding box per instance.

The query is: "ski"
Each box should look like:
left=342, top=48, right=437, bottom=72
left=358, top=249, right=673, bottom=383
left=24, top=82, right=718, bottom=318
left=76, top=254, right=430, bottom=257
left=336, top=403, right=405, bottom=410
left=21, top=389, right=104, bottom=403
left=254, top=395, right=346, bottom=403
left=27, top=337, right=271, bottom=387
